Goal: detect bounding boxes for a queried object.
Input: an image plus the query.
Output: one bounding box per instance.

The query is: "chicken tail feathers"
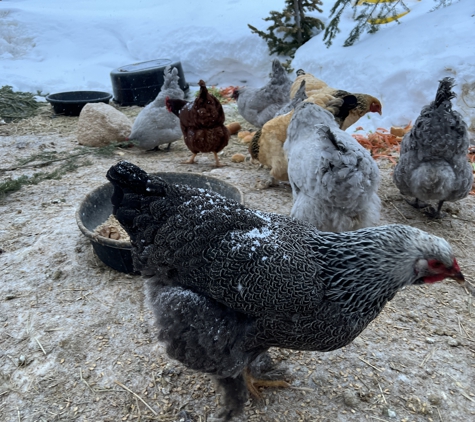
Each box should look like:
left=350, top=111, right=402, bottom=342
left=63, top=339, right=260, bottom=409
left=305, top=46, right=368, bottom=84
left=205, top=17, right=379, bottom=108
left=295, top=80, right=307, bottom=101
left=318, top=125, right=348, bottom=153
left=249, top=129, right=261, bottom=160
left=324, top=95, right=358, bottom=128
left=198, top=79, right=209, bottom=100
left=335, top=95, right=358, bottom=122
left=434, top=77, right=456, bottom=108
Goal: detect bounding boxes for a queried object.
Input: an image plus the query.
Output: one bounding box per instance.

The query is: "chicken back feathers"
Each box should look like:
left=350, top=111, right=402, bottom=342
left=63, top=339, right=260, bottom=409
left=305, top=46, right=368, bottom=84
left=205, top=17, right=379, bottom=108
left=393, top=77, right=473, bottom=215
left=128, top=66, right=184, bottom=150
left=291, top=70, right=382, bottom=130
left=166, top=80, right=230, bottom=166
left=234, top=59, right=292, bottom=127
left=251, top=92, right=358, bottom=185
left=107, top=160, right=464, bottom=419
left=285, top=101, right=381, bottom=232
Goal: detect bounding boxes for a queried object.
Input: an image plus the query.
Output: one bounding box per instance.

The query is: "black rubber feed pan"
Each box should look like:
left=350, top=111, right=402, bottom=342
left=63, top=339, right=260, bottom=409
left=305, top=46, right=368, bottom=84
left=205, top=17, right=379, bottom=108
left=46, top=91, right=113, bottom=116
left=110, top=59, right=189, bottom=106
left=76, top=172, right=244, bottom=274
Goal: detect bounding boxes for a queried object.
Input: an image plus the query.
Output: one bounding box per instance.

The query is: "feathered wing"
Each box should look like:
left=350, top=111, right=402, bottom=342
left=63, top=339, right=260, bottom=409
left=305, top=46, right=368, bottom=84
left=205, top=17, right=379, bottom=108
left=290, top=70, right=328, bottom=98
left=285, top=102, right=380, bottom=232
left=274, top=80, right=307, bottom=118
left=129, top=106, right=182, bottom=149
left=251, top=95, right=358, bottom=186
left=393, top=77, right=473, bottom=205
left=107, top=161, right=393, bottom=351
left=236, top=59, right=292, bottom=127
left=128, top=66, right=184, bottom=149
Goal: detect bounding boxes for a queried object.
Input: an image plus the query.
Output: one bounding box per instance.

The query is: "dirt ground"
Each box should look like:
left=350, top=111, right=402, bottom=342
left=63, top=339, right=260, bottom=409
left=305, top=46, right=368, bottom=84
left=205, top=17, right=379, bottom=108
left=1, top=102, right=475, bottom=422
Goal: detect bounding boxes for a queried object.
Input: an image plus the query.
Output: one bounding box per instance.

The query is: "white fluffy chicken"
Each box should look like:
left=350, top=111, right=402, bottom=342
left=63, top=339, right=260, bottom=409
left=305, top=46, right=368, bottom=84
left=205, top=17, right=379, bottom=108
left=393, top=77, right=473, bottom=218
left=232, top=59, right=292, bottom=127
left=128, top=66, right=185, bottom=150
left=284, top=101, right=381, bottom=232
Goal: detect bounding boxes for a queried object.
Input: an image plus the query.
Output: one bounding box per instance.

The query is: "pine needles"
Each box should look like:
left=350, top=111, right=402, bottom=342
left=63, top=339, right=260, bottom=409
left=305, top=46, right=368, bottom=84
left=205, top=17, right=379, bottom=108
left=248, top=0, right=324, bottom=60
left=0, top=142, right=130, bottom=199
left=0, top=85, right=40, bottom=123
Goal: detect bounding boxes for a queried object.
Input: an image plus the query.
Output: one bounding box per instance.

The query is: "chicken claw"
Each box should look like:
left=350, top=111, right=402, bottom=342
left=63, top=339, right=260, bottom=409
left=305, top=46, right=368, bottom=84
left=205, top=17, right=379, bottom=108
left=405, top=197, right=430, bottom=209
left=244, top=366, right=290, bottom=399
left=181, top=153, right=197, bottom=165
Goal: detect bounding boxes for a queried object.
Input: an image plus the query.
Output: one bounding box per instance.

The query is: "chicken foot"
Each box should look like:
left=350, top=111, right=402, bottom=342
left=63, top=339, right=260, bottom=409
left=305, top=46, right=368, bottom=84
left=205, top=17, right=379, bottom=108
left=243, top=366, right=290, bottom=399
left=213, top=152, right=226, bottom=167
left=424, top=200, right=446, bottom=219
left=405, top=197, right=430, bottom=209
left=181, top=153, right=197, bottom=165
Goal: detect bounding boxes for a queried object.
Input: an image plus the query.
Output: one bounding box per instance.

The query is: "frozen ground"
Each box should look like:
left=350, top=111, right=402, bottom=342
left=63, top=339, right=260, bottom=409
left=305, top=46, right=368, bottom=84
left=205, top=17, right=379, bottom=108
left=1, top=103, right=475, bottom=421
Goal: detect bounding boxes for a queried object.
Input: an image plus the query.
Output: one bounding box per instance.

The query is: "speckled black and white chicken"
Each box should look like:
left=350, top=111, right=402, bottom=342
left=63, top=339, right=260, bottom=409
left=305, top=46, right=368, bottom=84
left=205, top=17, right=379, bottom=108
left=232, top=59, right=292, bottom=127
left=128, top=66, right=185, bottom=150
left=107, top=160, right=466, bottom=421
left=284, top=101, right=381, bottom=232
left=393, top=77, right=473, bottom=218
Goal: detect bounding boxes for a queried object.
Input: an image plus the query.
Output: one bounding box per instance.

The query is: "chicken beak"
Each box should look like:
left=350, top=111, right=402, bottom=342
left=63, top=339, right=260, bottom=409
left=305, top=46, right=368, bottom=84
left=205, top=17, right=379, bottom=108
left=449, top=271, right=465, bottom=284
left=449, top=258, right=465, bottom=284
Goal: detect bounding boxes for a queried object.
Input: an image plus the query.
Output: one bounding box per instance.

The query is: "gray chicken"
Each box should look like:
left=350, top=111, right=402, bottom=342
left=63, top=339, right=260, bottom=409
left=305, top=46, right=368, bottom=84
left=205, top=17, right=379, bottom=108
left=128, top=66, right=185, bottom=150
left=284, top=101, right=381, bottom=232
left=393, top=77, right=473, bottom=218
left=273, top=79, right=308, bottom=118
left=232, top=59, right=292, bottom=127
left=107, top=160, right=466, bottom=421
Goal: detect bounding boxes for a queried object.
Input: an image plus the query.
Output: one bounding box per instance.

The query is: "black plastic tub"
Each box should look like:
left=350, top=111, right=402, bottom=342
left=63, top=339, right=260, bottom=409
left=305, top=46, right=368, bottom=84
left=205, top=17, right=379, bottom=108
left=76, top=172, right=244, bottom=274
left=46, top=91, right=113, bottom=116
left=110, top=59, right=189, bottom=106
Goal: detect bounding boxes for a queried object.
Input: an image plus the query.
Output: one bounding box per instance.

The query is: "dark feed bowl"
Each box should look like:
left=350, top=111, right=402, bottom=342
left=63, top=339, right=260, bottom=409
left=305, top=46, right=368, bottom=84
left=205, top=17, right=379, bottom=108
left=46, top=91, right=113, bottom=116
left=110, top=59, right=189, bottom=106
left=76, top=172, right=244, bottom=274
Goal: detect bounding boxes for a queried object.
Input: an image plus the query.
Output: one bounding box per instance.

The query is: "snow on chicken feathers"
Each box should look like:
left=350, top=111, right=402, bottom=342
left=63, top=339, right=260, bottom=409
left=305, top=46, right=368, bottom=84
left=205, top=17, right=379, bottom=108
left=107, top=160, right=466, bottom=421
left=393, top=77, right=473, bottom=218
left=285, top=101, right=381, bottom=232
left=166, top=80, right=229, bottom=167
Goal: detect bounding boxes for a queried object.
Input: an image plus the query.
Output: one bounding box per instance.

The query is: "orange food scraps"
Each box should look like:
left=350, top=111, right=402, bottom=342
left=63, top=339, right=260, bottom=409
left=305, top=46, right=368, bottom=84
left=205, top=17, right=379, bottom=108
left=219, top=86, right=237, bottom=101
left=352, top=123, right=412, bottom=164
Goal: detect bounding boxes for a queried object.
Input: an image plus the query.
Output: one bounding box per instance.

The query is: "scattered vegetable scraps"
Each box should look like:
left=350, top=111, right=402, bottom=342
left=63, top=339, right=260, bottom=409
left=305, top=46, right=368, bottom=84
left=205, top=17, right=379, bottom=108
left=352, top=123, right=412, bottom=165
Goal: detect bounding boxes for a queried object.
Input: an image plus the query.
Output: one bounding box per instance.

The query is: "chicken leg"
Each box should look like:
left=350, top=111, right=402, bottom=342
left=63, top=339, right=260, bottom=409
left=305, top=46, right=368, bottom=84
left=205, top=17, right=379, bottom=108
left=243, top=366, right=290, bottom=398
left=213, top=152, right=226, bottom=167
left=425, top=200, right=446, bottom=219
left=181, top=153, right=197, bottom=165
left=405, top=197, right=430, bottom=209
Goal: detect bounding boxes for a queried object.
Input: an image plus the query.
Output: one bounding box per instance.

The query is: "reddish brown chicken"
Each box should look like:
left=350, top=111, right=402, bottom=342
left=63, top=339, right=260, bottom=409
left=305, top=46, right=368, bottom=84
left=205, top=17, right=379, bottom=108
left=166, top=80, right=230, bottom=167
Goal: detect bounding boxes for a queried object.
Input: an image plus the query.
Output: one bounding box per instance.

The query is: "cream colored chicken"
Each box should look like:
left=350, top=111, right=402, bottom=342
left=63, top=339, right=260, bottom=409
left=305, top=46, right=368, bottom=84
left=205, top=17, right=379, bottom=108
left=290, top=70, right=382, bottom=130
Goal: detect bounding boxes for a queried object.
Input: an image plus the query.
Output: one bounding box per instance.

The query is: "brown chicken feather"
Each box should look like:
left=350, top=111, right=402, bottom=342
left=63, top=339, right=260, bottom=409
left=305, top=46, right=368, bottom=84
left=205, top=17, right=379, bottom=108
left=292, top=70, right=382, bottom=131
left=249, top=129, right=261, bottom=161
left=166, top=80, right=230, bottom=167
